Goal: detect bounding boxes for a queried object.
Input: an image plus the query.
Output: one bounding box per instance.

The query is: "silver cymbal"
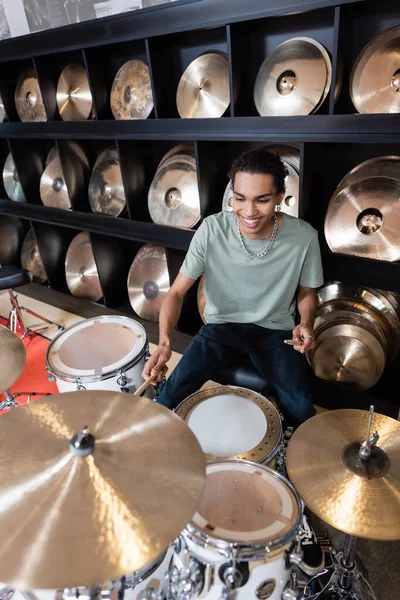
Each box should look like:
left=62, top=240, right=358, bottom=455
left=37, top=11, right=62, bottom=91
left=15, top=69, right=47, bottom=122
left=20, top=229, right=47, bottom=284
left=127, top=244, right=170, bottom=322
left=57, top=63, right=93, bottom=121
left=3, top=153, right=26, bottom=203
left=40, top=152, right=72, bottom=210
left=65, top=232, right=103, bottom=301
left=89, top=147, right=126, bottom=217
left=110, top=59, right=154, bottom=120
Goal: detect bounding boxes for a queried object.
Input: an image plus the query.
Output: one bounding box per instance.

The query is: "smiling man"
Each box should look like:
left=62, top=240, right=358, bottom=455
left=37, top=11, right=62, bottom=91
left=143, top=149, right=324, bottom=427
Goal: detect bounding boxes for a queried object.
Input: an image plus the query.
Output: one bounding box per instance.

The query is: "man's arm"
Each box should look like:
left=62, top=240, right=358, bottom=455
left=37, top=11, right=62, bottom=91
left=292, top=285, right=318, bottom=354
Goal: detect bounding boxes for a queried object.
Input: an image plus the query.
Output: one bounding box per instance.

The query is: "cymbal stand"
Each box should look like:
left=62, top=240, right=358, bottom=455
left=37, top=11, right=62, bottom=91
left=8, top=290, right=64, bottom=339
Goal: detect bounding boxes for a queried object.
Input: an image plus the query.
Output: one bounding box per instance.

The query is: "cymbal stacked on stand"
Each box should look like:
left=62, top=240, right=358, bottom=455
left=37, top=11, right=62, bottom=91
left=3, top=153, right=26, bottom=203
left=65, top=231, right=103, bottom=302
left=89, top=147, right=127, bottom=217
left=110, top=59, right=154, bottom=120
left=56, top=64, right=93, bottom=121
left=14, top=69, right=47, bottom=122
left=40, top=146, right=72, bottom=210
left=20, top=228, right=47, bottom=284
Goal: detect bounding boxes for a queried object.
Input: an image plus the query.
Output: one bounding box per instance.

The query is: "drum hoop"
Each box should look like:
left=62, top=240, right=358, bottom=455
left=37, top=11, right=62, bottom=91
left=175, top=386, right=282, bottom=463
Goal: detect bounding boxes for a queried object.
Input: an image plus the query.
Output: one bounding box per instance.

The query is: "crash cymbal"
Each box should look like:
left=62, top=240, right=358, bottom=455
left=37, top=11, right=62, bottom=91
left=20, top=229, right=47, bottom=284
left=351, top=25, right=400, bottom=114
left=0, top=390, right=205, bottom=589
left=65, top=232, right=102, bottom=301
left=111, top=59, right=153, bottom=120
left=286, top=408, right=400, bottom=540
left=148, top=155, right=201, bottom=228
left=177, top=51, right=230, bottom=118
left=127, top=245, right=170, bottom=322
left=40, top=153, right=72, bottom=210
left=3, top=153, right=26, bottom=203
left=89, top=147, right=126, bottom=217
left=57, top=63, right=93, bottom=121
left=254, top=37, right=331, bottom=116
left=197, top=274, right=206, bottom=324
left=325, top=156, right=400, bottom=261
left=158, top=143, right=195, bottom=170
left=15, top=69, right=47, bottom=122
left=0, top=324, right=26, bottom=394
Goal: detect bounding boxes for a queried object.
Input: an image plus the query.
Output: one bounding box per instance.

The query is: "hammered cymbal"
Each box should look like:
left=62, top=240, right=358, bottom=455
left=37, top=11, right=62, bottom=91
left=158, top=143, right=195, bottom=170
left=0, top=390, right=205, bottom=589
left=351, top=25, right=400, bottom=114
left=15, top=69, right=47, bottom=122
left=197, top=274, right=206, bottom=324
left=254, top=37, right=330, bottom=116
left=111, top=59, right=153, bottom=120
left=127, top=244, right=170, bottom=322
left=286, top=409, right=400, bottom=540
left=89, top=147, right=126, bottom=217
left=57, top=64, right=93, bottom=121
left=21, top=229, right=47, bottom=284
left=177, top=51, right=230, bottom=118
left=65, top=232, right=102, bottom=301
left=0, top=324, right=26, bottom=394
left=40, top=154, right=72, bottom=210
left=3, top=153, right=26, bottom=203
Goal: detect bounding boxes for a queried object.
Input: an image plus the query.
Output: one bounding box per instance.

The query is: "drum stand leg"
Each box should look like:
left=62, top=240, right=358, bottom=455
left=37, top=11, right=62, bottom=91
left=7, top=290, right=64, bottom=339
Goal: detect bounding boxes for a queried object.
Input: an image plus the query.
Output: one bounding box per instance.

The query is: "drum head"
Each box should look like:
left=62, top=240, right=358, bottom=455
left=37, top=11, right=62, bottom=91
left=176, top=386, right=282, bottom=463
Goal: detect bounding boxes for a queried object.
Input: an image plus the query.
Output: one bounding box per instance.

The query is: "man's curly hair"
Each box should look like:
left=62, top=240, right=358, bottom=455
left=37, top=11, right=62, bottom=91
left=228, top=149, right=288, bottom=195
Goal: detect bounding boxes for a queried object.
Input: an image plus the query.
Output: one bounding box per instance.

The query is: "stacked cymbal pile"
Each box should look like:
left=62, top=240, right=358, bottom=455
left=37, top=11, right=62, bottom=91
left=309, top=281, right=400, bottom=389
left=88, top=147, right=127, bottom=217
left=65, top=231, right=103, bottom=301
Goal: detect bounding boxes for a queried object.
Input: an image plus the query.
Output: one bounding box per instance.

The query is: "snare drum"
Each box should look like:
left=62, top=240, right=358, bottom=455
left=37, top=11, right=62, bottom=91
left=46, top=316, right=152, bottom=396
left=169, top=460, right=302, bottom=600
left=175, top=386, right=282, bottom=466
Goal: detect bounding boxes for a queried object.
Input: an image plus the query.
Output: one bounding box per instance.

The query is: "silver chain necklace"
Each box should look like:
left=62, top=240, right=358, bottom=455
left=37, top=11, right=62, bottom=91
left=236, top=214, right=279, bottom=259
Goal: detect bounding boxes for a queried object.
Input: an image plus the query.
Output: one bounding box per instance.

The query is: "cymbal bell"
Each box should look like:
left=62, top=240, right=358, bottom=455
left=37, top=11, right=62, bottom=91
left=89, top=147, right=126, bottom=217
left=111, top=60, right=154, bottom=120
left=0, top=324, right=26, bottom=394
left=3, top=153, right=26, bottom=203
left=57, top=63, right=93, bottom=121
left=15, top=69, right=47, bottom=122
left=40, top=152, right=72, bottom=210
left=286, top=409, right=400, bottom=540
left=65, top=232, right=103, bottom=301
left=21, top=229, right=47, bottom=284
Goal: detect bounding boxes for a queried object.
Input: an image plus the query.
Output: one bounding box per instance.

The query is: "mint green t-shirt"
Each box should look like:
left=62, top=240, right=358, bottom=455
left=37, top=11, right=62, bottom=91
left=180, top=211, right=324, bottom=331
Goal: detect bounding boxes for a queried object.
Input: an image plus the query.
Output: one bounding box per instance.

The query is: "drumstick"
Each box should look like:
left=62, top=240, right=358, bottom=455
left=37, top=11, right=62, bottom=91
left=284, top=338, right=300, bottom=346
left=135, top=374, right=158, bottom=396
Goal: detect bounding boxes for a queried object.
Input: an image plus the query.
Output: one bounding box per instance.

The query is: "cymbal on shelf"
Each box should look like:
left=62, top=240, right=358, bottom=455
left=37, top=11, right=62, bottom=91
left=21, top=228, right=47, bottom=284
left=88, top=147, right=126, bottom=217
left=65, top=231, right=103, bottom=301
left=110, top=59, right=154, bottom=120
left=0, top=324, right=26, bottom=394
left=0, top=92, right=6, bottom=122
left=3, top=153, right=26, bottom=203
left=57, top=63, right=93, bottom=121
left=40, top=152, right=72, bottom=210
left=15, top=69, right=47, bottom=122
left=157, top=143, right=195, bottom=170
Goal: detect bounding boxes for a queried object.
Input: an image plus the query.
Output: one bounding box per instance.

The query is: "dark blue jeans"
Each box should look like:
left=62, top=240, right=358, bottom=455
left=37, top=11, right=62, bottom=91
left=156, top=323, right=315, bottom=426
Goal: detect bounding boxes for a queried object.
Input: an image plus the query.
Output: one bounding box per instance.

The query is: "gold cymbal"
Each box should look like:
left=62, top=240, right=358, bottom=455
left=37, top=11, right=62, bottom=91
left=254, top=37, right=330, bottom=116
left=351, top=25, right=400, bottom=114
left=127, top=244, right=170, bottom=322
left=176, top=51, right=230, bottom=118
left=286, top=409, right=400, bottom=540
left=197, top=274, right=206, bottom=324
left=0, top=390, right=205, bottom=589
left=57, top=63, right=93, bottom=121
left=0, top=324, right=26, bottom=393
left=3, top=153, right=26, bottom=203
left=21, top=229, right=47, bottom=284
left=40, top=153, right=72, bottom=210
left=15, top=69, right=47, bottom=122
left=110, top=60, right=154, bottom=120
left=65, top=232, right=103, bottom=301
left=89, top=147, right=126, bottom=217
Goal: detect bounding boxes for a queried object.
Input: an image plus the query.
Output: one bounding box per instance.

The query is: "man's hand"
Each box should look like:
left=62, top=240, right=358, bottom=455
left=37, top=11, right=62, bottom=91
left=142, top=343, right=172, bottom=384
left=291, top=322, right=315, bottom=354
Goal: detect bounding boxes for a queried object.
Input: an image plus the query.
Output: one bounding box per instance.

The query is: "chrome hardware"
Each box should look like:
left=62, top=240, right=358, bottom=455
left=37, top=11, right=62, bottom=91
left=75, top=378, right=86, bottom=391
left=47, top=370, right=56, bottom=383
left=359, top=405, right=380, bottom=460
left=256, top=579, right=276, bottom=600
left=167, top=548, right=203, bottom=600
left=117, top=372, right=128, bottom=387
left=282, top=583, right=300, bottom=600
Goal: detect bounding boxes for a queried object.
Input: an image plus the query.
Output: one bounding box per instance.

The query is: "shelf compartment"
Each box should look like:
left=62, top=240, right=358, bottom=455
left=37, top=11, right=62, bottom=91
left=7, top=138, right=54, bottom=205
left=0, top=214, right=29, bottom=267
left=322, top=252, right=400, bottom=293
left=0, top=58, right=38, bottom=123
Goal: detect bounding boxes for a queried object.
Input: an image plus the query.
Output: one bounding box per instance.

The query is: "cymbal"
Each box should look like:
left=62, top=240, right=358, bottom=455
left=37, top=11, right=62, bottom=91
left=0, top=92, right=5, bottom=122
left=351, top=25, right=400, bottom=114
left=0, top=324, right=26, bottom=394
left=89, top=147, right=126, bottom=217
left=110, top=59, right=154, bottom=120
left=40, top=153, right=72, bottom=210
left=286, top=409, right=400, bottom=540
left=15, top=69, right=47, bottom=122
left=254, top=37, right=331, bottom=116
left=3, top=153, right=26, bottom=203
left=197, top=274, right=206, bottom=324
left=0, top=390, right=205, bottom=589
left=176, top=51, right=230, bottom=118
left=65, top=232, right=103, bottom=302
left=148, top=155, right=201, bottom=228
left=20, top=229, right=47, bottom=284
left=46, top=146, right=58, bottom=167
left=158, top=143, right=195, bottom=170
left=325, top=156, right=400, bottom=261
left=57, top=63, right=93, bottom=121
left=127, top=244, right=170, bottom=322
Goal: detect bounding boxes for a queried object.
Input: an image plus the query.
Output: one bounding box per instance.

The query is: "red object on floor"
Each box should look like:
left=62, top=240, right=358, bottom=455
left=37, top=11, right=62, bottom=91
left=0, top=317, right=59, bottom=413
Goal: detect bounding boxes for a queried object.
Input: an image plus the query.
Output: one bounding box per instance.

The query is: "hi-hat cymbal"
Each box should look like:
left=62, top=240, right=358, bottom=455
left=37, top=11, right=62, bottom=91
left=0, top=324, right=26, bottom=394
left=325, top=156, right=400, bottom=261
left=21, top=229, right=47, bottom=284
left=254, top=37, right=331, bottom=116
left=89, top=147, right=126, bottom=217
left=111, top=59, right=154, bottom=120
left=65, top=232, right=102, bottom=301
left=286, top=409, right=400, bottom=540
left=157, top=143, right=195, bottom=170
left=148, top=155, right=201, bottom=228
left=3, top=153, right=26, bottom=203
left=15, top=69, right=47, bottom=122
left=351, top=25, right=400, bottom=114
left=0, top=390, right=205, bottom=589
left=57, top=63, right=93, bottom=121
left=177, top=51, right=230, bottom=118
left=40, top=153, right=72, bottom=210
left=127, top=244, right=170, bottom=322
left=197, top=274, right=206, bottom=324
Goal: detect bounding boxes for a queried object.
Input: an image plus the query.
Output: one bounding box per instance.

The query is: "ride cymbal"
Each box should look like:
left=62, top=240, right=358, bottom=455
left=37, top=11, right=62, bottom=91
left=351, top=25, right=400, bottom=114
left=15, top=69, right=47, bottom=122
left=3, top=153, right=26, bottom=203
left=111, top=59, right=153, bottom=120
left=57, top=63, right=93, bottom=121
left=254, top=37, right=331, bottom=116
left=286, top=409, right=400, bottom=540
left=89, top=147, right=126, bottom=217
left=127, top=244, right=170, bottom=322
left=21, top=229, right=47, bottom=284
left=40, top=152, right=72, bottom=210
left=65, top=232, right=102, bottom=301
left=177, top=51, right=230, bottom=118
left=0, top=324, right=26, bottom=394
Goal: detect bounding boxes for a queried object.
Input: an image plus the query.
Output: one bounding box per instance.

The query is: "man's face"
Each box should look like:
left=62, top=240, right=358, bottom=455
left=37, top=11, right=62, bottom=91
left=232, top=171, right=284, bottom=238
